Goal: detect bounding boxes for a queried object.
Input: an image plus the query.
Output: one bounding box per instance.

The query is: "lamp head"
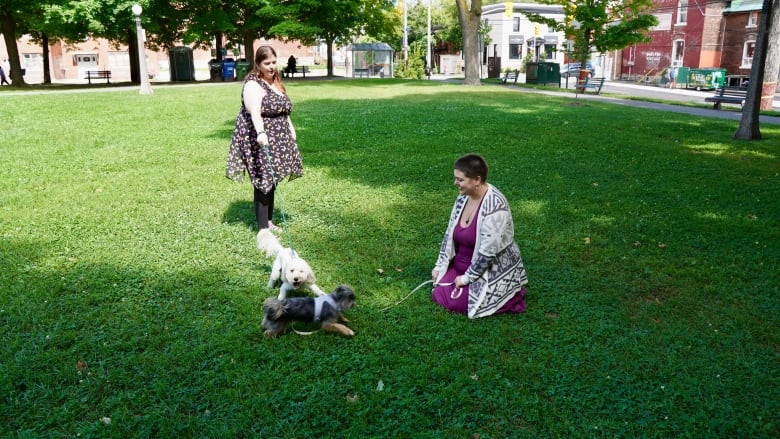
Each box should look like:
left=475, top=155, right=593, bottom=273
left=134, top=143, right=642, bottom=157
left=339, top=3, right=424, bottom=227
left=132, top=4, right=142, bottom=16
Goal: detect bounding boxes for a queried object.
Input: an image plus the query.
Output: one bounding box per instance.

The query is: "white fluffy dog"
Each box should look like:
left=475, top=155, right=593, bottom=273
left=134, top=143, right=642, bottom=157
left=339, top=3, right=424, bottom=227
left=256, top=229, right=326, bottom=300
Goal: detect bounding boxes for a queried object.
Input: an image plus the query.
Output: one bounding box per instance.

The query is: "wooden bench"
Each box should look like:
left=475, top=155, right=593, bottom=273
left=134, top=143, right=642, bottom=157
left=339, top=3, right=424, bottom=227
left=578, top=77, right=605, bottom=94
left=84, top=70, right=111, bottom=84
left=354, top=68, right=369, bottom=78
left=501, top=69, right=519, bottom=84
left=704, top=86, right=747, bottom=110
left=284, top=66, right=310, bottom=78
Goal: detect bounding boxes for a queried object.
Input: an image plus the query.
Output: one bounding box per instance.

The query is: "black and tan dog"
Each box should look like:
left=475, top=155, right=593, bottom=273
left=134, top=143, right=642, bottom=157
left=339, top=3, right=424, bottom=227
left=262, top=285, right=356, bottom=337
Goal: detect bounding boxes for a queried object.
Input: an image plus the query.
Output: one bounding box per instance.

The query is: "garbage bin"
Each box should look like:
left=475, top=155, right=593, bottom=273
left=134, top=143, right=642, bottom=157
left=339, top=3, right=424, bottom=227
left=208, top=59, right=222, bottom=81
left=222, top=57, right=236, bottom=81
left=525, top=62, right=560, bottom=86
left=236, top=59, right=249, bottom=80
left=685, top=68, right=726, bottom=90
left=168, top=46, right=195, bottom=81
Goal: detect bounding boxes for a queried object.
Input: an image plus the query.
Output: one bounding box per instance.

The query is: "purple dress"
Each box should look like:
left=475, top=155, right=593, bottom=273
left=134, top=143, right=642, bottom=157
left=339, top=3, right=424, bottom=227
left=432, top=204, right=527, bottom=314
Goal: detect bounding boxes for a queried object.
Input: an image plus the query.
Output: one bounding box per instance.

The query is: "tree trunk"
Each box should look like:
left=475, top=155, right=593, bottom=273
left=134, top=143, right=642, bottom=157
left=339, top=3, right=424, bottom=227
left=42, top=33, right=51, bottom=84
left=760, top=1, right=780, bottom=110
left=577, top=29, right=593, bottom=91
left=243, top=33, right=255, bottom=69
left=456, top=0, right=482, bottom=85
left=1, top=13, right=25, bottom=86
left=326, top=37, right=334, bottom=76
left=734, top=0, right=775, bottom=140
left=215, top=32, right=224, bottom=62
left=128, top=28, right=140, bottom=84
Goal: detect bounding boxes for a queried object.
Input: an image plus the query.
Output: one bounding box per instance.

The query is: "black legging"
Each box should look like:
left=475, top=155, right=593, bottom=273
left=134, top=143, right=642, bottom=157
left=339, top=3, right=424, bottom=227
left=253, top=186, right=275, bottom=229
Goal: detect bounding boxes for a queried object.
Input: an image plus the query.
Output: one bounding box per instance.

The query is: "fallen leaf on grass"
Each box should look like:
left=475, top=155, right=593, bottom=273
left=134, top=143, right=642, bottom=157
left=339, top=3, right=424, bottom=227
left=376, top=380, right=384, bottom=391
left=376, top=268, right=384, bottom=275
left=584, top=237, right=591, bottom=245
left=100, top=417, right=111, bottom=425
left=658, top=243, right=667, bottom=249
left=76, top=360, right=87, bottom=371
left=394, top=266, right=403, bottom=272
left=633, top=241, right=641, bottom=247
left=346, top=393, right=359, bottom=403
left=471, top=374, right=479, bottom=380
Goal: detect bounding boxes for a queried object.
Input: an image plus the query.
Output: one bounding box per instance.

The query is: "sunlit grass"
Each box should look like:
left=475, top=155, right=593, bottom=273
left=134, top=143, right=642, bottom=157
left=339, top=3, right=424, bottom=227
left=1, top=79, right=778, bottom=437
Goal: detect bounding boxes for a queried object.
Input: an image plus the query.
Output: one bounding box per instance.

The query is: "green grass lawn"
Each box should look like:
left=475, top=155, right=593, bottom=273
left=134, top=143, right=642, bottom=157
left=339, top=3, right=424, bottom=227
left=1, top=79, right=778, bottom=438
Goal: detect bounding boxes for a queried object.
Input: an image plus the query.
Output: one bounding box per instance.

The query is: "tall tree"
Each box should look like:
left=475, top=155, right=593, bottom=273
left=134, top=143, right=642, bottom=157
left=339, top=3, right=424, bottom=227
left=526, top=0, right=657, bottom=85
left=454, top=0, right=483, bottom=85
left=759, top=0, right=780, bottom=111
left=0, top=0, right=54, bottom=86
left=734, top=0, right=777, bottom=140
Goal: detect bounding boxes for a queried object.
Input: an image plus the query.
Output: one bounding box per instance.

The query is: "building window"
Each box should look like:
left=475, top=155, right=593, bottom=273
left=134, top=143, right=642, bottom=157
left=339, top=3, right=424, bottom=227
left=544, top=44, right=556, bottom=60
left=742, top=40, right=755, bottom=67
left=747, top=11, right=758, bottom=27
left=513, top=17, right=520, bottom=32
left=672, top=40, right=685, bottom=66
left=22, top=53, right=43, bottom=69
left=677, top=0, right=687, bottom=24
left=509, top=44, right=522, bottom=59
left=108, top=51, right=130, bottom=67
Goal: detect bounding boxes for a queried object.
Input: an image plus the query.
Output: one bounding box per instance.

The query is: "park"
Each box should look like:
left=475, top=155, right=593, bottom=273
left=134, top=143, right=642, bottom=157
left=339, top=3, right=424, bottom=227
left=1, top=78, right=778, bottom=437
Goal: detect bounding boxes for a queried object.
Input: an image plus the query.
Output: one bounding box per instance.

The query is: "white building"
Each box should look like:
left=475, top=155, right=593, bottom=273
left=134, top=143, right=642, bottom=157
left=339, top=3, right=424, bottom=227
left=481, top=2, right=566, bottom=72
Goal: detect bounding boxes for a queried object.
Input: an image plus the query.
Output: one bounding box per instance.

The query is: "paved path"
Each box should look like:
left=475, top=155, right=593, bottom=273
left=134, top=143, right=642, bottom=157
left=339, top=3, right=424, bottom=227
left=470, top=75, right=780, bottom=126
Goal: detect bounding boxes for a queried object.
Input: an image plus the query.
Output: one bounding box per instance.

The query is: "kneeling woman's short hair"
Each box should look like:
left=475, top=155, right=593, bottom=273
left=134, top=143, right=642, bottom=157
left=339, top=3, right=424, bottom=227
left=455, top=154, right=488, bottom=182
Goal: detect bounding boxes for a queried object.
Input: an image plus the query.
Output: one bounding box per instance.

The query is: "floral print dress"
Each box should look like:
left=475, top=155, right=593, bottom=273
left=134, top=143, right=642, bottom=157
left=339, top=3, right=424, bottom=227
left=226, top=74, right=303, bottom=193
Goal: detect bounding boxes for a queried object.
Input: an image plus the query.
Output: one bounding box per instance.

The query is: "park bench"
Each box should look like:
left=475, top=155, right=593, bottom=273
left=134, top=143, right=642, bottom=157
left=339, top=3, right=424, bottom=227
left=84, top=70, right=111, bottom=84
left=284, top=66, right=310, bottom=78
left=704, top=85, right=747, bottom=110
left=579, top=77, right=605, bottom=94
left=501, top=70, right=519, bottom=84
left=354, top=68, right=369, bottom=78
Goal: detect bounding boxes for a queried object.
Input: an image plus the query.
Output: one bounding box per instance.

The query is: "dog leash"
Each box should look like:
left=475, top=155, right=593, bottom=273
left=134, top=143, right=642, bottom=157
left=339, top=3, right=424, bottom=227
left=290, top=323, right=319, bottom=336
left=379, top=280, right=461, bottom=312
left=261, top=144, right=295, bottom=253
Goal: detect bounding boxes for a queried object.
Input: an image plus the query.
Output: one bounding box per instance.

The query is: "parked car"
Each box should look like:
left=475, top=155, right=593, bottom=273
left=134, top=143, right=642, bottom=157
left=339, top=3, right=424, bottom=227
left=561, top=62, right=595, bottom=78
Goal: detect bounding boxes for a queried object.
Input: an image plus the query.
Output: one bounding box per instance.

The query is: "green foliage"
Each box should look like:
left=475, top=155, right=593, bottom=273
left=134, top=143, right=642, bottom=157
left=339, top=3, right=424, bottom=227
left=527, top=0, right=659, bottom=68
left=0, top=81, right=778, bottom=437
left=394, top=46, right=426, bottom=78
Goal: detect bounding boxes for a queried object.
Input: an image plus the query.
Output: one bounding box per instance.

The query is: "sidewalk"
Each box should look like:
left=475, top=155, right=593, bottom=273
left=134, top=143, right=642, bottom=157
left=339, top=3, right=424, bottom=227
left=469, top=73, right=780, bottom=126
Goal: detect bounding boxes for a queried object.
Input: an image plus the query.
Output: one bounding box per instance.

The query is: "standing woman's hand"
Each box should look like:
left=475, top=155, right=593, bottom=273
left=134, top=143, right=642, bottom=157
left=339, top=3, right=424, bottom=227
left=288, top=118, right=297, bottom=141
left=257, top=131, right=269, bottom=146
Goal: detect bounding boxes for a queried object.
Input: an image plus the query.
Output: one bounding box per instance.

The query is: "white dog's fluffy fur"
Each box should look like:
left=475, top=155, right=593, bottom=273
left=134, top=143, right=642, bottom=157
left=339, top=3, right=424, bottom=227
left=257, top=229, right=326, bottom=300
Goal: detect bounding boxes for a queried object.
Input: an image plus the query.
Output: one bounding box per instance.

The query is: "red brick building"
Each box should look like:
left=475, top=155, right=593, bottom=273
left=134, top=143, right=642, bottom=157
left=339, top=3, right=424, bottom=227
left=616, top=0, right=771, bottom=87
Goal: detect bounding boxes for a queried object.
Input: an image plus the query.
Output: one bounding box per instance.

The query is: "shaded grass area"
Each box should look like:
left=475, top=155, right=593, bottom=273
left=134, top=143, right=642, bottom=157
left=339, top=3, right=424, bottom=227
left=1, top=79, right=778, bottom=437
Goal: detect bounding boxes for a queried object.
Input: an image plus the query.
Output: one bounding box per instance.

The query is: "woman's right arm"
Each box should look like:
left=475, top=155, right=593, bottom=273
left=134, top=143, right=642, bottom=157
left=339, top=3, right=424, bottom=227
left=242, top=81, right=268, bottom=145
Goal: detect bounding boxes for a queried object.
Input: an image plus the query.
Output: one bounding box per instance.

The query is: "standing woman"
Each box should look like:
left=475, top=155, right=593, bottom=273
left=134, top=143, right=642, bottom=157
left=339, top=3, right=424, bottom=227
left=431, top=154, right=528, bottom=318
left=226, top=46, right=303, bottom=230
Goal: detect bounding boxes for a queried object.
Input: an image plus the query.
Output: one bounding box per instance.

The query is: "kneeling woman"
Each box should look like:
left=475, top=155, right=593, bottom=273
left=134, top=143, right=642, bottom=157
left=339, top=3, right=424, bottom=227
left=431, top=154, right=528, bottom=318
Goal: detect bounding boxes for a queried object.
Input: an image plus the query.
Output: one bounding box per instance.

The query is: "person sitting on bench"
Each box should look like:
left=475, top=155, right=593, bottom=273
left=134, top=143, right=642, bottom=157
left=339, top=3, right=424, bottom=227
left=285, top=55, right=296, bottom=77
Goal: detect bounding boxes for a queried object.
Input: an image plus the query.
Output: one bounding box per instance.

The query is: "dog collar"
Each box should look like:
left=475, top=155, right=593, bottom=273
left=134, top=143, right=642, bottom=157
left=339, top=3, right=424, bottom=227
left=313, top=295, right=338, bottom=322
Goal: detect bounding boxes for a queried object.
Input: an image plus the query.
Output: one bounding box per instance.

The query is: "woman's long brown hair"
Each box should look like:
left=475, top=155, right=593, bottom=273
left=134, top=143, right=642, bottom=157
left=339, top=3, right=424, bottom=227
left=249, top=45, right=287, bottom=94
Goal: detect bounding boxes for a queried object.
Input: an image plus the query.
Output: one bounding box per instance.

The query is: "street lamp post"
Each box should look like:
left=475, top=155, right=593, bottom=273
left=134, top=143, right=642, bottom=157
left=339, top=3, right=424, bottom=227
left=426, top=0, right=431, bottom=72
left=132, top=4, right=153, bottom=95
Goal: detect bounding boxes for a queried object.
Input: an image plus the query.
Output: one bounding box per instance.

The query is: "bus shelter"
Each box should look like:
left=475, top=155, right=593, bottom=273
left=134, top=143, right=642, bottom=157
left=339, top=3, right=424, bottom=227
left=348, top=43, right=394, bottom=78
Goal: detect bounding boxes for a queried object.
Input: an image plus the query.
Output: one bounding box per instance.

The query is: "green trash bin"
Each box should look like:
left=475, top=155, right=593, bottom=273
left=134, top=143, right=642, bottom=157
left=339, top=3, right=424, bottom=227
left=686, top=68, right=726, bottom=90
left=525, top=62, right=561, bottom=86
left=236, top=59, right=249, bottom=80
left=168, top=46, right=195, bottom=81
